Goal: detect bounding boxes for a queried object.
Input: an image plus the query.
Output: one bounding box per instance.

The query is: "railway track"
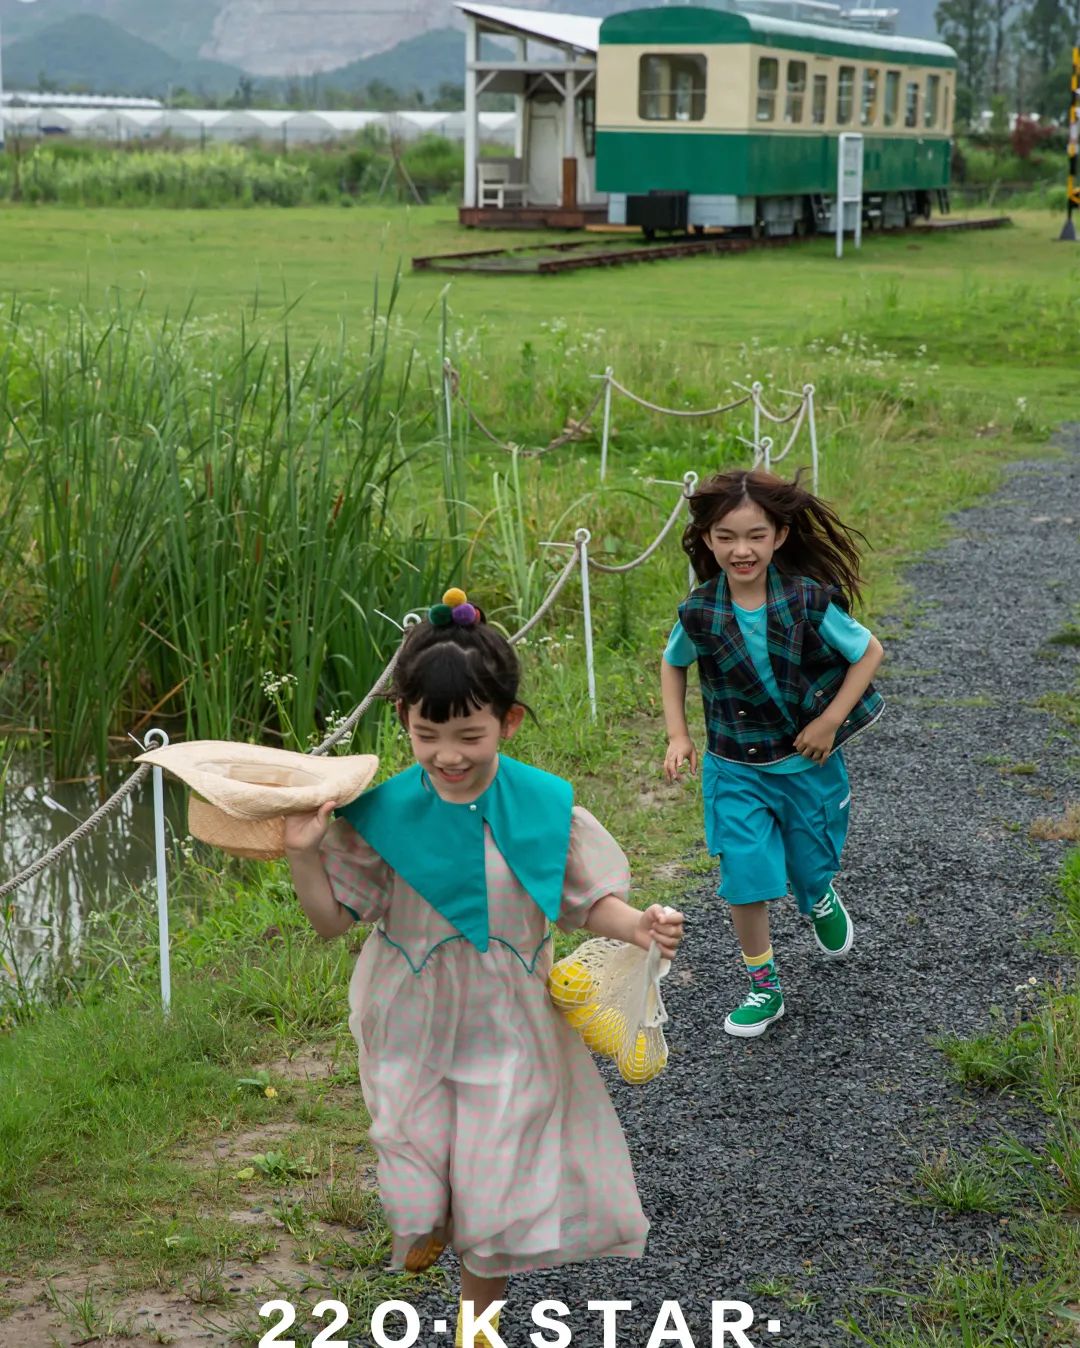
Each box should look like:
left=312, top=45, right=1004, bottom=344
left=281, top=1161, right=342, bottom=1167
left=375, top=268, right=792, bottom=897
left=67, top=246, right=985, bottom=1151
left=411, top=216, right=1012, bottom=277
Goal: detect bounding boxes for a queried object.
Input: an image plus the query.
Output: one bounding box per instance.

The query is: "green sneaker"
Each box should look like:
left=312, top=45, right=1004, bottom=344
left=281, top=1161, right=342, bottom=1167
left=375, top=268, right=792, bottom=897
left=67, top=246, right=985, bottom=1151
left=724, top=984, right=785, bottom=1038
left=812, top=885, right=854, bottom=958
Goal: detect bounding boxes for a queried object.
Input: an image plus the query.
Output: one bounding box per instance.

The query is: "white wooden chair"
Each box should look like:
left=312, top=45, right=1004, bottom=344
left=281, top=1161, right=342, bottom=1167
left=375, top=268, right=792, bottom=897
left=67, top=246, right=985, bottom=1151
left=477, top=158, right=527, bottom=209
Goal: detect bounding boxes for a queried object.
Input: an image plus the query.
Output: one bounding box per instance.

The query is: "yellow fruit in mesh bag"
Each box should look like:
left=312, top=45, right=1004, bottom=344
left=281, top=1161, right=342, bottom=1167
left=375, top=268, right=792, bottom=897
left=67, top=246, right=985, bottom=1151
left=564, top=1001, right=599, bottom=1029
left=581, top=1007, right=626, bottom=1058
left=618, top=1031, right=668, bottom=1084
left=548, top=960, right=595, bottom=1010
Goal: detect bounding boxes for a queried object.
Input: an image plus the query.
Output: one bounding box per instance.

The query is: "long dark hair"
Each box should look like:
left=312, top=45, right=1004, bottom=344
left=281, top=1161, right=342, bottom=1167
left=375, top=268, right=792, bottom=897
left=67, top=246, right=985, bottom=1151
left=682, top=468, right=868, bottom=608
left=393, top=610, right=526, bottom=723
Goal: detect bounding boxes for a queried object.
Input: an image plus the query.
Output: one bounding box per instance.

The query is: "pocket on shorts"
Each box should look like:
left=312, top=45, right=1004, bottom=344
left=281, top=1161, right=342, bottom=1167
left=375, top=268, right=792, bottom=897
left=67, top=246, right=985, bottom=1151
left=818, top=772, right=851, bottom=869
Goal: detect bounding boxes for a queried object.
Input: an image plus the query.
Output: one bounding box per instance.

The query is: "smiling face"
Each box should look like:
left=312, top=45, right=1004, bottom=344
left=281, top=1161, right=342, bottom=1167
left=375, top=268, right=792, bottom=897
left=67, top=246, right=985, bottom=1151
left=402, top=701, right=524, bottom=802
left=702, top=499, right=789, bottom=600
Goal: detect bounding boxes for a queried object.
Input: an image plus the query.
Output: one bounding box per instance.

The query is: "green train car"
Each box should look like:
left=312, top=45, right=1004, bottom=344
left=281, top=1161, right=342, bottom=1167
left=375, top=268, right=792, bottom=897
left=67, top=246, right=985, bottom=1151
left=596, top=6, right=957, bottom=236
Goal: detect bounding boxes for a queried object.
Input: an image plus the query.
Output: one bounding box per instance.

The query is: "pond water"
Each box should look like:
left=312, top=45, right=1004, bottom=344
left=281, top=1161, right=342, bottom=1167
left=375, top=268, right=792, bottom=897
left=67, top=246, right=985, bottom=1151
left=0, top=752, right=187, bottom=1000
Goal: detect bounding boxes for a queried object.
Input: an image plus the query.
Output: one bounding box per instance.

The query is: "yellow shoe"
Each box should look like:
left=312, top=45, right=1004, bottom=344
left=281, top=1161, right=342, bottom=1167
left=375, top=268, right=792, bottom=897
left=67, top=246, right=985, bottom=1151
left=455, top=1299, right=506, bottom=1342
left=455, top=1300, right=503, bottom=1348
left=404, top=1225, right=448, bottom=1272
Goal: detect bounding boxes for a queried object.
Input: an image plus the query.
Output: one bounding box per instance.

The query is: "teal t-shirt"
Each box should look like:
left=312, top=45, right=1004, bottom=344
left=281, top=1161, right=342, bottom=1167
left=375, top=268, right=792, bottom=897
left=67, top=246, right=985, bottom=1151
left=663, top=602, right=871, bottom=775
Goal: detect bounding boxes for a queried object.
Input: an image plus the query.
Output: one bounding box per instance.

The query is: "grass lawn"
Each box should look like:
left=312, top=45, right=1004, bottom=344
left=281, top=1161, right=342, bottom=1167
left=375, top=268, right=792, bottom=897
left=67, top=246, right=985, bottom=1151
left=0, top=204, right=1075, bottom=399
left=0, top=201, right=1077, bottom=1346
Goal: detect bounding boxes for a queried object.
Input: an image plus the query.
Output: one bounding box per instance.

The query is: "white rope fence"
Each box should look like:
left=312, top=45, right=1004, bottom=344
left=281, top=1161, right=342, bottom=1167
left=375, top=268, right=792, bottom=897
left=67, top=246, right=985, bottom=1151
left=444, top=360, right=819, bottom=492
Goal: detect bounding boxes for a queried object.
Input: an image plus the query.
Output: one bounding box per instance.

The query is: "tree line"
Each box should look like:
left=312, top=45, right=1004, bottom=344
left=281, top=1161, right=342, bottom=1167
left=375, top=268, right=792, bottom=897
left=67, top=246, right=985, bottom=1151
left=936, top=0, right=1078, bottom=122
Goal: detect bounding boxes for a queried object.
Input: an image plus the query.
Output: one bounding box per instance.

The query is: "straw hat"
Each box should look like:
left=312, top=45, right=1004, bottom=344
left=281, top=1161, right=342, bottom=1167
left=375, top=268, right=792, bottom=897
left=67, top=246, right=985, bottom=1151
left=135, top=740, right=379, bottom=860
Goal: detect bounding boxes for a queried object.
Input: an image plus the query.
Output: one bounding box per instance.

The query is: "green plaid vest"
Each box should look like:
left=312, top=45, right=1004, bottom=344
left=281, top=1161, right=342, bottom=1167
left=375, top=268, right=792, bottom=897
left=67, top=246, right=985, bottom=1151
left=678, top=565, right=885, bottom=765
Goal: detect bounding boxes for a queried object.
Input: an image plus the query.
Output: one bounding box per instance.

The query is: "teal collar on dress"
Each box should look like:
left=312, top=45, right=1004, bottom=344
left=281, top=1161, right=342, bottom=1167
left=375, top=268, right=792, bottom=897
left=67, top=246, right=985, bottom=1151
left=337, top=756, right=573, bottom=953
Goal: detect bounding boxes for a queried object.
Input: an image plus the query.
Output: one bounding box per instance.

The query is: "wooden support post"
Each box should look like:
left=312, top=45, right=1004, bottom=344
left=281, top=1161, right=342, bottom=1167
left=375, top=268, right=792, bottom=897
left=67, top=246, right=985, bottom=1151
left=562, top=157, right=578, bottom=210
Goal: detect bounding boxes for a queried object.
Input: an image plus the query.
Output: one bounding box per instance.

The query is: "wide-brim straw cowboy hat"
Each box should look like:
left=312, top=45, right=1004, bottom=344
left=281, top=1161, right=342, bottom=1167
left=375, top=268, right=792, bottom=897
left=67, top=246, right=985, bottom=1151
left=135, top=741, right=379, bottom=861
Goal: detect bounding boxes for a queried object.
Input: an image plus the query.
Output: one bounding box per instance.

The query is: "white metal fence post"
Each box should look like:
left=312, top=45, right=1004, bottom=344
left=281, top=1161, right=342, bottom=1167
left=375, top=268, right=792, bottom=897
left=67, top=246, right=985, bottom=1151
left=142, top=727, right=172, bottom=1015
left=599, top=366, right=614, bottom=482
left=575, top=528, right=597, bottom=720
left=752, top=381, right=762, bottom=463
left=805, top=383, right=819, bottom=494
left=684, top=469, right=699, bottom=593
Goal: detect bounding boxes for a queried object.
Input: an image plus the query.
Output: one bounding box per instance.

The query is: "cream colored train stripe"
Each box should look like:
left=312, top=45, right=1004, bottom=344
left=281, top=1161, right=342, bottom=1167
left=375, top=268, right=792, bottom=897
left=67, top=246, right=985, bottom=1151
left=598, top=41, right=951, bottom=135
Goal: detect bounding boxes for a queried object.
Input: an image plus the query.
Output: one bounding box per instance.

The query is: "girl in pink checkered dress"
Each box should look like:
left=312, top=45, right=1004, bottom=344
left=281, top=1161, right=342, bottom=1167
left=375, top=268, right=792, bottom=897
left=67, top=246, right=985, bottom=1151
left=285, top=591, right=685, bottom=1345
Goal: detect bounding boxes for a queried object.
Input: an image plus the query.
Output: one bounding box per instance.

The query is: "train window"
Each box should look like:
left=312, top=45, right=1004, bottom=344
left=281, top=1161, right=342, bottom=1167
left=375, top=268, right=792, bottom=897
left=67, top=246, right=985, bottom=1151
left=884, top=70, right=900, bottom=127
left=924, top=74, right=940, bottom=127
left=861, top=68, right=880, bottom=126
left=812, top=74, right=828, bottom=125
left=639, top=54, right=707, bottom=122
left=785, top=61, right=807, bottom=122
left=905, top=80, right=920, bottom=127
left=757, top=57, right=779, bottom=121
left=837, top=66, right=855, bottom=124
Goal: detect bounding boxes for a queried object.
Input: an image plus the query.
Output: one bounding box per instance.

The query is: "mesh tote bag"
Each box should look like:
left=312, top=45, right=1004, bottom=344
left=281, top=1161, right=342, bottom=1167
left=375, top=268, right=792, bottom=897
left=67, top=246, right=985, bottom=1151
left=548, top=928, right=672, bottom=1084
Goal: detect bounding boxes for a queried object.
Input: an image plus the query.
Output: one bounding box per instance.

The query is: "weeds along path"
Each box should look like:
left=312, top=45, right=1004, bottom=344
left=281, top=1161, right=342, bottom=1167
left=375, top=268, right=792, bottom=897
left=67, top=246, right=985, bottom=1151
left=417, top=433, right=1080, bottom=1346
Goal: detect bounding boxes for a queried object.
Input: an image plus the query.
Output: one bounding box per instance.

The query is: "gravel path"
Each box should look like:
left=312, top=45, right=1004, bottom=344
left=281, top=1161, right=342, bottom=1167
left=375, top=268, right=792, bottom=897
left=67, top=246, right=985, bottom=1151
left=411, top=433, right=1080, bottom=1348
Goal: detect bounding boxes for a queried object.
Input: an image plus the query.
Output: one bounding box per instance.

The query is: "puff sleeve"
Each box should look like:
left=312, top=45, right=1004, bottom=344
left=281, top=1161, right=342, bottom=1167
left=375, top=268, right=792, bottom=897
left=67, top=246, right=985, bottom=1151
left=319, top=817, right=394, bottom=924
left=556, top=805, right=631, bottom=933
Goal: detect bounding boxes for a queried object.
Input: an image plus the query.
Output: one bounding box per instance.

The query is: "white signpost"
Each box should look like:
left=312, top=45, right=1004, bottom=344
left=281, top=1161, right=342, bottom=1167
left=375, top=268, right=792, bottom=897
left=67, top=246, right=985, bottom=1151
left=836, top=132, right=864, bottom=259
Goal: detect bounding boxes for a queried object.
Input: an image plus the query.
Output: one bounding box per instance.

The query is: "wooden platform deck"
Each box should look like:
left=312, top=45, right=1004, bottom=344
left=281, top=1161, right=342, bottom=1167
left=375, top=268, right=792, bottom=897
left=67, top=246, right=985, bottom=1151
left=458, top=203, right=609, bottom=230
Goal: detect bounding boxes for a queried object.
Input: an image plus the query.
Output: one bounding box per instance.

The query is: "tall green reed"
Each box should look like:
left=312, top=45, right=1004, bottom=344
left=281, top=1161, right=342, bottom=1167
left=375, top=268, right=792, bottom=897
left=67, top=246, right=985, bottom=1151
left=0, top=281, right=449, bottom=776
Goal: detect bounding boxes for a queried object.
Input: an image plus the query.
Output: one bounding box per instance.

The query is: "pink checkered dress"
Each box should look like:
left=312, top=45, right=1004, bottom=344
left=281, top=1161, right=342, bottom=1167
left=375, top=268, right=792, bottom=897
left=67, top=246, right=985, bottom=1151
left=320, top=805, right=649, bottom=1278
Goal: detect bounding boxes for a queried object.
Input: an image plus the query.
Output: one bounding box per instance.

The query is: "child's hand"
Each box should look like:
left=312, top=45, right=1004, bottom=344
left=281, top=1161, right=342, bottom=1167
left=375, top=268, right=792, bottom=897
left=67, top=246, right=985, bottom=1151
left=663, top=734, right=698, bottom=782
left=793, top=715, right=839, bottom=764
left=635, top=904, right=685, bottom=959
left=283, top=800, right=338, bottom=856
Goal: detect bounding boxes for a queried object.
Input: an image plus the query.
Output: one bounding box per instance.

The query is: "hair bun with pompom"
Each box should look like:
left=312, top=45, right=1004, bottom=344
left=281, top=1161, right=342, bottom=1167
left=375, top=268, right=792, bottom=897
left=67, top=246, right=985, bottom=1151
left=428, top=588, right=481, bottom=628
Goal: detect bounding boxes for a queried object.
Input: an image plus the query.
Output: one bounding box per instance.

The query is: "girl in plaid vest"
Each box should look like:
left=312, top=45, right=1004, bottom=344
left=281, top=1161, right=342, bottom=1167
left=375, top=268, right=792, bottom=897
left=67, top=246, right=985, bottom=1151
left=661, top=469, right=884, bottom=1037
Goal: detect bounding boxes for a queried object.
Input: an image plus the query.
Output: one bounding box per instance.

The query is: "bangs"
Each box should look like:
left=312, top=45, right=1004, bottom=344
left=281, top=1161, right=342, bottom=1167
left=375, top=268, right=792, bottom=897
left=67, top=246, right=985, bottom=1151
left=402, top=644, right=504, bottom=723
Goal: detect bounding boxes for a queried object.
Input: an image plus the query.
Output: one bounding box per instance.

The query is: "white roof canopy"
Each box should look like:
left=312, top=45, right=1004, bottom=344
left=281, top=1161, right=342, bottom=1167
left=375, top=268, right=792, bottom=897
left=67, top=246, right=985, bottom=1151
left=455, top=3, right=601, bottom=54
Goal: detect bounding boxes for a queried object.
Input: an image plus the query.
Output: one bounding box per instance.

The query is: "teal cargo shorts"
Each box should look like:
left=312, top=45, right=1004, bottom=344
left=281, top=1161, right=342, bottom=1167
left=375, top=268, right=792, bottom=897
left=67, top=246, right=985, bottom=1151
left=702, top=750, right=851, bottom=914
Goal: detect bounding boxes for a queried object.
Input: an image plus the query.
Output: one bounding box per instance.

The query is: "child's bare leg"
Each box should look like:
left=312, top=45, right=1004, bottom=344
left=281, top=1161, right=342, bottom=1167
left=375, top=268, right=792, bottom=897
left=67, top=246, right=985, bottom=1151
left=728, top=900, right=771, bottom=956
left=460, top=1267, right=507, bottom=1311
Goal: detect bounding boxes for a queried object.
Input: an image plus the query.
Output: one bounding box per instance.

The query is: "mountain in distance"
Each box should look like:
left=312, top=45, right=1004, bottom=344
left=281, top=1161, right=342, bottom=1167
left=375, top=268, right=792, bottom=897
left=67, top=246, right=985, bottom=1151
left=321, top=30, right=467, bottom=99
left=0, top=0, right=942, bottom=101
left=1, top=13, right=245, bottom=99
left=0, top=0, right=221, bottom=63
